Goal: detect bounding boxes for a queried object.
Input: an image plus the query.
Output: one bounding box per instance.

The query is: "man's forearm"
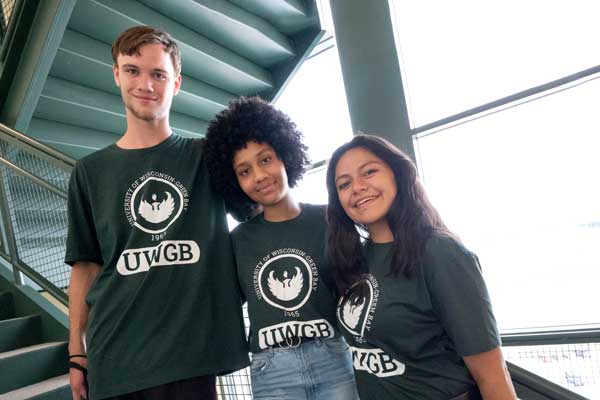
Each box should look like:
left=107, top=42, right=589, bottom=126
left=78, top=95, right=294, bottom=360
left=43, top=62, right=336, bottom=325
left=68, top=262, right=100, bottom=354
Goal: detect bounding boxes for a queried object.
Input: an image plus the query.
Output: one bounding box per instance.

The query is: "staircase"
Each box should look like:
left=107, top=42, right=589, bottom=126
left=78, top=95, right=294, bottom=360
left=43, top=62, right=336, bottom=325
left=20, top=0, right=324, bottom=159
left=0, top=270, right=70, bottom=400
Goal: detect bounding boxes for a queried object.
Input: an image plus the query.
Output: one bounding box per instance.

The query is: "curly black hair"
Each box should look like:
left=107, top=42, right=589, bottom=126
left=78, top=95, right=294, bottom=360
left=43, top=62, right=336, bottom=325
left=203, top=96, right=310, bottom=220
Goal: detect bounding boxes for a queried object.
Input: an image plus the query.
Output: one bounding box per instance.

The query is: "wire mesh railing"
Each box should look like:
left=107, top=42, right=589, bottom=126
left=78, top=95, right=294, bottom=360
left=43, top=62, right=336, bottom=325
left=0, top=0, right=17, bottom=43
left=505, top=342, right=600, bottom=399
left=0, top=123, right=73, bottom=303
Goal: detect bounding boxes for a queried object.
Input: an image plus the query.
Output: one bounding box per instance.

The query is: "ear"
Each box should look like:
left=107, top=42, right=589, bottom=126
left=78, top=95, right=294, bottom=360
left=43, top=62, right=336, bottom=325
left=113, top=64, right=120, bottom=87
left=173, top=74, right=182, bottom=96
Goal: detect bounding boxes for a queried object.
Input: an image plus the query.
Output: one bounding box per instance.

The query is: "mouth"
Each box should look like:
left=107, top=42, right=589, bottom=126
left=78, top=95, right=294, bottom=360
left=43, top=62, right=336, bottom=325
left=132, top=94, right=157, bottom=101
left=257, top=182, right=275, bottom=193
left=354, top=196, right=377, bottom=208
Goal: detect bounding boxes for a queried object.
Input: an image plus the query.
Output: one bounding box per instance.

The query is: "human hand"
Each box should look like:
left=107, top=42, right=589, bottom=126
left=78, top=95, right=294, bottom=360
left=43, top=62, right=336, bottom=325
left=69, top=357, right=88, bottom=400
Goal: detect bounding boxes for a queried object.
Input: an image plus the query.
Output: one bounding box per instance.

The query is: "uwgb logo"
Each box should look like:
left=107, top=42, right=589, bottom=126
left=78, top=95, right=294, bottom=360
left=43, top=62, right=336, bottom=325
left=117, top=240, right=200, bottom=275
left=257, top=253, right=313, bottom=311
left=338, top=278, right=376, bottom=338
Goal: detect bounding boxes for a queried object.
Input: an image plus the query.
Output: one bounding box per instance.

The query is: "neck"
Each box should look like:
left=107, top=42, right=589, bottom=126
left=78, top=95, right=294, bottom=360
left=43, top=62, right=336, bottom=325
left=263, top=194, right=300, bottom=222
left=117, top=115, right=172, bottom=149
left=368, top=220, right=394, bottom=243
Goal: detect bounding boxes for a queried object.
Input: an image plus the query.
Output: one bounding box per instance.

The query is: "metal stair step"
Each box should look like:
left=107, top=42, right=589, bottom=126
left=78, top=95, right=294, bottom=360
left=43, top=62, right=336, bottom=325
left=0, top=342, right=68, bottom=394
left=0, top=315, right=42, bottom=352
left=0, top=373, right=70, bottom=400
left=0, top=292, right=15, bottom=321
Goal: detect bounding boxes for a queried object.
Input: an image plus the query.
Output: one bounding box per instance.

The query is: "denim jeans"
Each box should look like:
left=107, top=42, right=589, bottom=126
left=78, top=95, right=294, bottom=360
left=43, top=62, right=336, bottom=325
left=250, top=336, right=359, bottom=400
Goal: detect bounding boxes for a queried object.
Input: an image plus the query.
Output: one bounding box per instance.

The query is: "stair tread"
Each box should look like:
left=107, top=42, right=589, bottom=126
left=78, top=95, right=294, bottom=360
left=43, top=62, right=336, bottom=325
left=0, top=373, right=69, bottom=400
left=0, top=315, right=40, bottom=324
left=0, top=342, right=67, bottom=360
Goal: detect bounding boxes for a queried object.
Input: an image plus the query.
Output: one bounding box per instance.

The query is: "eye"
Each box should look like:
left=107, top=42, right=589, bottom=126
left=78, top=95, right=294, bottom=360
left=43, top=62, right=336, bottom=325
left=236, top=168, right=249, bottom=177
left=337, top=181, right=350, bottom=191
left=125, top=68, right=138, bottom=75
left=364, top=168, right=378, bottom=177
left=260, top=155, right=272, bottom=164
left=153, top=72, right=167, bottom=80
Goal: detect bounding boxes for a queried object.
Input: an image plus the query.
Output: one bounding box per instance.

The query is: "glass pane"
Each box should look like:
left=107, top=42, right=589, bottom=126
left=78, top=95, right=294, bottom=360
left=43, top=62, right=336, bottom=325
left=503, top=343, right=600, bottom=398
left=275, top=45, right=353, bottom=164
left=389, top=0, right=600, bottom=127
left=292, top=167, right=327, bottom=205
left=414, top=75, right=600, bottom=331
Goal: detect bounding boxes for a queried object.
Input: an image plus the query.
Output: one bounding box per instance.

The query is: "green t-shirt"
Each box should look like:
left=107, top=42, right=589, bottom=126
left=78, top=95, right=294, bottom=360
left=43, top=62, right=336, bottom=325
left=337, top=235, right=500, bottom=400
left=65, top=134, right=249, bottom=400
left=231, top=204, right=340, bottom=353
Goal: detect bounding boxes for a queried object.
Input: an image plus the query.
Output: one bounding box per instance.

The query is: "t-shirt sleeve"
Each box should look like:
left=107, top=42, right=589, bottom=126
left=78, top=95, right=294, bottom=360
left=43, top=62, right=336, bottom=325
left=423, top=235, right=500, bottom=356
left=64, top=162, right=103, bottom=266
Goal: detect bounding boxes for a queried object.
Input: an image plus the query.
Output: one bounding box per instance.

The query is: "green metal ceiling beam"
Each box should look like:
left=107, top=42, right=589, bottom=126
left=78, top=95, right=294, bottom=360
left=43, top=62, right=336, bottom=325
left=141, top=0, right=294, bottom=67
left=27, top=117, right=120, bottom=159
left=35, top=77, right=207, bottom=137
left=330, top=0, right=414, bottom=160
left=51, top=29, right=231, bottom=120
left=229, top=0, right=314, bottom=35
left=68, top=0, right=273, bottom=94
left=0, top=0, right=75, bottom=132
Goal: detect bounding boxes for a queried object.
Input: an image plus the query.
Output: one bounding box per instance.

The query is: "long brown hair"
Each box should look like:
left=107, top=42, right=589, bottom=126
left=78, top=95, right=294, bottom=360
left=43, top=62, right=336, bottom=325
left=326, top=134, right=451, bottom=294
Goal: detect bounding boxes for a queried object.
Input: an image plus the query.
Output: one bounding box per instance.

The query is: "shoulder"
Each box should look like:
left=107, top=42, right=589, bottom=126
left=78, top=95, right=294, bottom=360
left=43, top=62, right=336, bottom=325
left=424, top=233, right=471, bottom=258
left=70, top=145, right=116, bottom=184
left=231, top=212, right=262, bottom=237
left=299, top=203, right=327, bottom=220
left=421, top=233, right=479, bottom=277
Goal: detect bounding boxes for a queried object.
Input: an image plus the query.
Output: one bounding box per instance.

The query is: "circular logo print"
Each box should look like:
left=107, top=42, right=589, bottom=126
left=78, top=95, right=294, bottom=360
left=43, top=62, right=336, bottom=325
left=130, top=177, right=184, bottom=234
left=338, top=278, right=374, bottom=337
left=258, top=254, right=313, bottom=311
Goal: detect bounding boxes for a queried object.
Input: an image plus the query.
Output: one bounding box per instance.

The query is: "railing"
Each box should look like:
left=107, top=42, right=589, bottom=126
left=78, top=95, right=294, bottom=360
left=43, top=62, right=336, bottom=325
left=0, top=122, right=74, bottom=305
left=0, top=0, right=17, bottom=44
left=504, top=328, right=600, bottom=399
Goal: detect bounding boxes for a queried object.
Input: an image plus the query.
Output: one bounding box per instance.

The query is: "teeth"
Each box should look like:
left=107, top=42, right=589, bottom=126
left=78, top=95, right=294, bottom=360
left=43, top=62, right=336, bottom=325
left=356, top=197, right=374, bottom=207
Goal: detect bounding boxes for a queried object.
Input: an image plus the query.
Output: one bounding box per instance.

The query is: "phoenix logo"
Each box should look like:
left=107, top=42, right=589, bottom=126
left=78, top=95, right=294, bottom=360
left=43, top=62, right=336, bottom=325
left=138, top=192, right=175, bottom=224
left=258, top=253, right=313, bottom=311
left=338, top=278, right=376, bottom=338
left=268, top=267, right=303, bottom=301
left=342, top=297, right=365, bottom=330
left=129, top=177, right=184, bottom=234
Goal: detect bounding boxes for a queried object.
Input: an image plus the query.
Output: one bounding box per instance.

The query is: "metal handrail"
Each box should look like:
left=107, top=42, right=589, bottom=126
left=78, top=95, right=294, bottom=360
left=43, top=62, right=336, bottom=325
left=508, top=362, right=589, bottom=400
left=502, top=326, right=600, bottom=347
left=0, top=122, right=75, bottom=168
left=0, top=124, right=72, bottom=305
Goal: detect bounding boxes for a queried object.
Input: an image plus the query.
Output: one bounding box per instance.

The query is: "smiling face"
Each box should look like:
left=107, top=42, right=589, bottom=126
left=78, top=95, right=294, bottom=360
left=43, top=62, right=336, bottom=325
left=334, top=147, right=397, bottom=242
left=113, top=43, right=181, bottom=123
left=233, top=141, right=290, bottom=210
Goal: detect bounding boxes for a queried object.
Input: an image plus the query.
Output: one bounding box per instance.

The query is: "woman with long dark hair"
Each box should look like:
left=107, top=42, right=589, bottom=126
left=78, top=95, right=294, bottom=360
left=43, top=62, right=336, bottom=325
left=326, top=134, right=516, bottom=400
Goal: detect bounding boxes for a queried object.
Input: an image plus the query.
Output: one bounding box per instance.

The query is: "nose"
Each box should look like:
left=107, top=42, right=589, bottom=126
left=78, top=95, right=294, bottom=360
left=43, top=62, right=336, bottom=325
left=351, top=178, right=367, bottom=194
left=139, top=74, right=154, bottom=92
left=254, top=166, right=268, bottom=183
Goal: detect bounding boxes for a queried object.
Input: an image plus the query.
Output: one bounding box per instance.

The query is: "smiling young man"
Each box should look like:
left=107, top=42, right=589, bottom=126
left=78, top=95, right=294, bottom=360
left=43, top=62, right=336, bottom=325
left=65, top=26, right=249, bottom=400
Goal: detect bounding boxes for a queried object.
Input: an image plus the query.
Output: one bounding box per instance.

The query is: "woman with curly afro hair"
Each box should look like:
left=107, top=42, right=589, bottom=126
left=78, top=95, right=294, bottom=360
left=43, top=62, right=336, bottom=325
left=204, top=96, right=358, bottom=400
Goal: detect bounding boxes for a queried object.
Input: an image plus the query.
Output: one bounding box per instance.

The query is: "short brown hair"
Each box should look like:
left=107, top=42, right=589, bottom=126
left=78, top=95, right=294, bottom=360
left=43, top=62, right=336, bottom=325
left=111, top=26, right=181, bottom=75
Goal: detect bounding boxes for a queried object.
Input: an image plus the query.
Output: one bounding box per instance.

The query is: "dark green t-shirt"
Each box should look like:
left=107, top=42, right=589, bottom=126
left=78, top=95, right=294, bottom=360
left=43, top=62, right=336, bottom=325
left=337, top=235, right=500, bottom=400
left=231, top=204, right=340, bottom=353
left=65, top=134, right=249, bottom=400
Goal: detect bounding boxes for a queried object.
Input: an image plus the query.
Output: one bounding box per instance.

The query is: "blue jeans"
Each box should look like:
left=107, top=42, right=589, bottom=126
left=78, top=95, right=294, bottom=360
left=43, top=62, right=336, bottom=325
left=250, top=336, right=359, bottom=400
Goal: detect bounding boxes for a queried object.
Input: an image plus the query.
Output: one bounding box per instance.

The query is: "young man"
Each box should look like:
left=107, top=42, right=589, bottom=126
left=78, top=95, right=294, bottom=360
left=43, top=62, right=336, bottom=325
left=65, top=26, right=249, bottom=400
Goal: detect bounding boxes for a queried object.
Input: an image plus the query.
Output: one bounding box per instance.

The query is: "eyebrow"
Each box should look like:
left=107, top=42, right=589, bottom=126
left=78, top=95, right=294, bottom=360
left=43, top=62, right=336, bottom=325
left=121, top=64, right=168, bottom=74
left=233, top=149, right=273, bottom=169
left=335, top=160, right=380, bottom=183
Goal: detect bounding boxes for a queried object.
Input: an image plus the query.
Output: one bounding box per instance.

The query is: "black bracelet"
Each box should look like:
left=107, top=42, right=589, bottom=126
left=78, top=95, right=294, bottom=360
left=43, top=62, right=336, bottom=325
left=69, top=354, right=87, bottom=360
left=69, top=361, right=88, bottom=375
